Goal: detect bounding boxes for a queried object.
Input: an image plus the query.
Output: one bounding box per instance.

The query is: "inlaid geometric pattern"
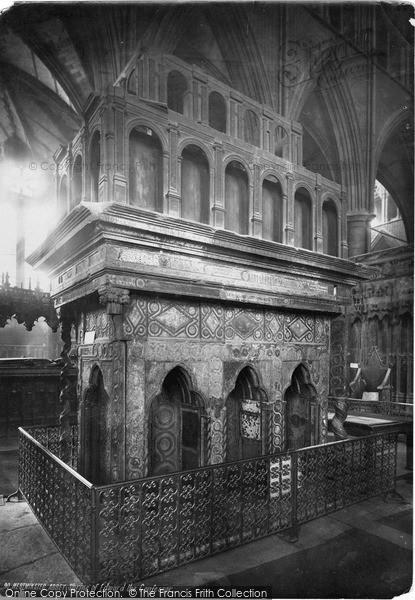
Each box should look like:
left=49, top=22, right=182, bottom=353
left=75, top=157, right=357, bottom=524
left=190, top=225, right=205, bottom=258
left=284, top=315, right=314, bottom=343
left=148, top=300, right=199, bottom=338
left=121, top=297, right=327, bottom=344
left=225, top=308, right=264, bottom=341
left=265, top=312, right=284, bottom=342
left=124, top=297, right=147, bottom=337
left=314, top=317, right=327, bottom=344
left=201, top=305, right=224, bottom=340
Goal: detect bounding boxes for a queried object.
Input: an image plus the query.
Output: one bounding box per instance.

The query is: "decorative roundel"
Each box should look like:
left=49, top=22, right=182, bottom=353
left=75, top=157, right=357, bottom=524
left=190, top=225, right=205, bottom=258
left=154, top=405, right=176, bottom=428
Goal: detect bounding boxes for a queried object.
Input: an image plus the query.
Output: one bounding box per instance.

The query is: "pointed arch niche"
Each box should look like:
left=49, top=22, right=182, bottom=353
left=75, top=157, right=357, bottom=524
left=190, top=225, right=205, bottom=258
left=285, top=364, right=317, bottom=450
left=79, top=366, right=110, bottom=484
left=225, top=366, right=268, bottom=461
left=149, top=367, right=206, bottom=475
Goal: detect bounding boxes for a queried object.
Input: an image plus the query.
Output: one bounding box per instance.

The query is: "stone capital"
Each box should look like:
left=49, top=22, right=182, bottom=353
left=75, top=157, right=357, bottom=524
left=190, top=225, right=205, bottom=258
left=99, top=285, right=130, bottom=314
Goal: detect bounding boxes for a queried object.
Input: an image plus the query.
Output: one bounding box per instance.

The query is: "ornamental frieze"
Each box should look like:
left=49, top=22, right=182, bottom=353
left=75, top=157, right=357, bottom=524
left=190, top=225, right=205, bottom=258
left=124, top=295, right=330, bottom=345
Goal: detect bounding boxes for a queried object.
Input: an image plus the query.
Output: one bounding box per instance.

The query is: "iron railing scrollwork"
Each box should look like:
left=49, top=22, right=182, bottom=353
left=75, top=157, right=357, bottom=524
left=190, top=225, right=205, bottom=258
left=19, top=426, right=397, bottom=585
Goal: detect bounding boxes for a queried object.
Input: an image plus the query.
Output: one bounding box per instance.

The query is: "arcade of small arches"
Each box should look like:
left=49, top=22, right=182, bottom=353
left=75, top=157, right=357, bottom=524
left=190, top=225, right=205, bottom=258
left=79, top=361, right=319, bottom=484
left=56, top=57, right=344, bottom=258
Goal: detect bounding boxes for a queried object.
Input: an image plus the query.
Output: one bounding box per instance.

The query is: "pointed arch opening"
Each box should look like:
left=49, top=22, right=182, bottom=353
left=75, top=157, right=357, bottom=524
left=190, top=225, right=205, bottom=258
left=285, top=364, right=317, bottom=450
left=149, top=367, right=206, bottom=475
left=79, top=366, right=110, bottom=484
left=226, top=366, right=268, bottom=461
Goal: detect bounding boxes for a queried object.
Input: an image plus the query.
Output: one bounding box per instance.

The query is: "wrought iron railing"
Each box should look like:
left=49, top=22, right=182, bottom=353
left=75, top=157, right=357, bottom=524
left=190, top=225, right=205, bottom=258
left=24, top=425, right=78, bottom=469
left=18, top=427, right=397, bottom=585
left=19, top=427, right=92, bottom=582
left=328, top=396, right=413, bottom=418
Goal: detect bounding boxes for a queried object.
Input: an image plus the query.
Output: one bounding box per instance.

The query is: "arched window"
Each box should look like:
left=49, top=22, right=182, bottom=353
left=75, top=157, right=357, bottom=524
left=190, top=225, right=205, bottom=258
left=244, top=109, right=260, bottom=147
left=79, top=367, right=110, bottom=484
left=129, top=127, right=163, bottom=212
left=262, top=176, right=283, bottom=243
left=226, top=366, right=268, bottom=461
left=322, top=199, right=338, bottom=256
left=225, top=161, right=249, bottom=235
left=149, top=367, right=205, bottom=475
left=90, top=131, right=101, bottom=202
left=208, top=91, right=226, bottom=133
left=167, top=70, right=188, bottom=115
left=285, top=364, right=317, bottom=450
left=294, top=188, right=312, bottom=250
left=181, top=145, right=210, bottom=224
left=72, top=155, right=82, bottom=210
left=58, top=175, right=68, bottom=218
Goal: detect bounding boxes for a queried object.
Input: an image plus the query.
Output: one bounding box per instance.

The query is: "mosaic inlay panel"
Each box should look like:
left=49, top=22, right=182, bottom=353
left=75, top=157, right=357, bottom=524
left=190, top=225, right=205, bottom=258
left=201, top=305, right=225, bottom=341
left=284, top=315, right=314, bottom=343
left=265, top=312, right=284, bottom=342
left=225, top=308, right=264, bottom=341
left=124, top=298, right=147, bottom=337
left=123, top=295, right=328, bottom=344
left=148, top=300, right=199, bottom=338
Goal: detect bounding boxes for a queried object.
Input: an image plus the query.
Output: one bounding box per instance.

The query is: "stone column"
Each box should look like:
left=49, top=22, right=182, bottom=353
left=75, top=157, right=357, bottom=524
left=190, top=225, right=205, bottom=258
left=166, top=123, right=181, bottom=216
left=98, top=284, right=130, bottom=482
left=340, top=189, right=349, bottom=258
left=329, top=313, right=350, bottom=397
left=285, top=172, right=295, bottom=246
left=314, top=177, right=323, bottom=252
left=212, top=141, right=225, bottom=228
left=99, top=101, right=112, bottom=203
left=251, top=163, right=262, bottom=238
left=80, top=127, right=88, bottom=203
left=347, top=213, right=375, bottom=257
left=112, top=93, right=128, bottom=204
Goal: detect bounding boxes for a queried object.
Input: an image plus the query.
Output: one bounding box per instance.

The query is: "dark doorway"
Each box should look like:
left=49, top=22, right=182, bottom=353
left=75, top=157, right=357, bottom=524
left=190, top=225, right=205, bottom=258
left=285, top=364, right=317, bottom=450
left=80, top=367, right=110, bottom=484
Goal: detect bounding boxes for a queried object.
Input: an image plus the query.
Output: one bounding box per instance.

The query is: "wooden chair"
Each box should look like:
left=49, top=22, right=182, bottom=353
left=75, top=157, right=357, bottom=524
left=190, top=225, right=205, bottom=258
left=349, top=347, right=393, bottom=403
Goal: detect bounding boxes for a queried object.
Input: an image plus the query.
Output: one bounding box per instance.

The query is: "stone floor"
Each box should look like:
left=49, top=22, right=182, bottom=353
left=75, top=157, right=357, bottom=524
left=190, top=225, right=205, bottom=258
left=0, top=438, right=412, bottom=599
